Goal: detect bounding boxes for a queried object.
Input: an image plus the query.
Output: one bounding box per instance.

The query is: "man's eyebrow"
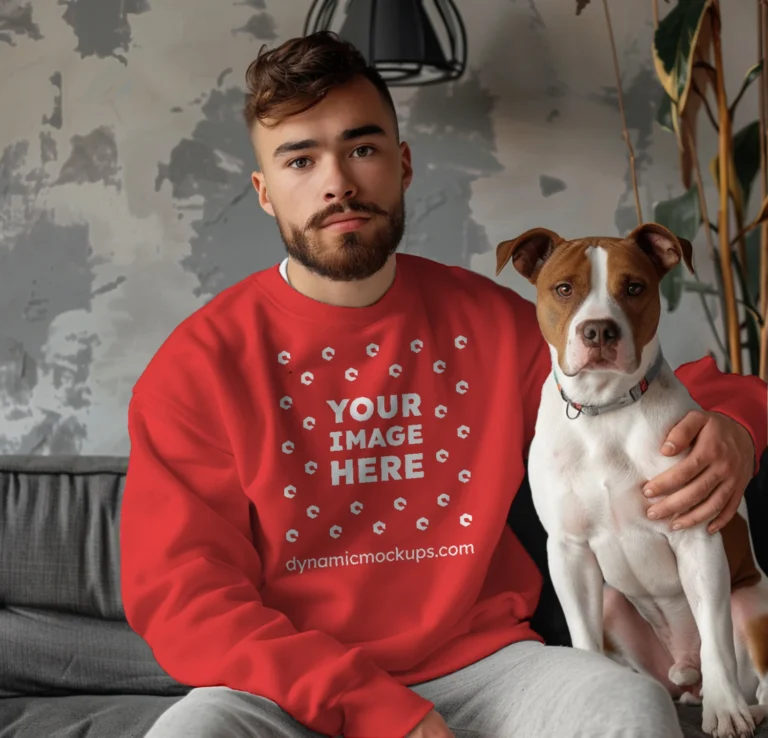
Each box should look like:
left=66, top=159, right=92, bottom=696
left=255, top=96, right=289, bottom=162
left=272, top=124, right=386, bottom=159
left=340, top=124, right=386, bottom=140
left=273, top=139, right=318, bottom=158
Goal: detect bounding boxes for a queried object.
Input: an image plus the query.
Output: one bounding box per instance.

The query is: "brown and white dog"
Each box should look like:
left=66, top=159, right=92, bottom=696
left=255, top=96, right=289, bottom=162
left=496, top=223, right=768, bottom=738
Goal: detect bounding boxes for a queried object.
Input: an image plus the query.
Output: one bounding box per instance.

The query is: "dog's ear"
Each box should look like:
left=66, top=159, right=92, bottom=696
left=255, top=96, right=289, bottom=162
left=628, top=222, right=695, bottom=277
left=496, top=227, right=563, bottom=284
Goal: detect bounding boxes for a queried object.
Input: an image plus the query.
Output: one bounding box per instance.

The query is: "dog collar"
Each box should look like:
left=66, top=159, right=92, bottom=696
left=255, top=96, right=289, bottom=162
left=553, top=350, right=665, bottom=419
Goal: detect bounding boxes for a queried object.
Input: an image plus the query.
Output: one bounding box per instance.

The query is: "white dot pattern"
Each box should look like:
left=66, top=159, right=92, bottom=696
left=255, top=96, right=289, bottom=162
left=277, top=334, right=474, bottom=541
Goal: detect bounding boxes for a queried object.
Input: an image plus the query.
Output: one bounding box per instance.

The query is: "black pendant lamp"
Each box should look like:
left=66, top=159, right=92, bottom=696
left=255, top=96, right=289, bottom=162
left=303, top=0, right=467, bottom=86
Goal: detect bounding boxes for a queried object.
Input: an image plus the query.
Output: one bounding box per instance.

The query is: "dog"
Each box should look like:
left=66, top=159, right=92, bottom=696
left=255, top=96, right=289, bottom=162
left=496, top=223, right=768, bottom=738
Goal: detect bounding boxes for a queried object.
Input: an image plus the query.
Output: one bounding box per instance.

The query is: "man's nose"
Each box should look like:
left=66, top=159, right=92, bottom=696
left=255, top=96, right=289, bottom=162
left=323, top=160, right=357, bottom=202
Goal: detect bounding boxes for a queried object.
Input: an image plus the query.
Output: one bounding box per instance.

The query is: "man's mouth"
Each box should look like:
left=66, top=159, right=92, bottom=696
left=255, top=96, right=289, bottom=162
left=321, top=215, right=372, bottom=232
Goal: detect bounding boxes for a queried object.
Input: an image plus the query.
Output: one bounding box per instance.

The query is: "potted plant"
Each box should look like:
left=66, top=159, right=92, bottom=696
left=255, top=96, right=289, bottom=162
left=577, top=0, right=768, bottom=379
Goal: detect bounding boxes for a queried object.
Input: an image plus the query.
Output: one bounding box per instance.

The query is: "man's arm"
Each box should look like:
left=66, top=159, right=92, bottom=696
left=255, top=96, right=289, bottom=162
left=643, top=357, right=768, bottom=532
left=509, top=295, right=552, bottom=456
left=674, top=356, right=767, bottom=472
left=504, top=288, right=552, bottom=457
left=120, top=390, right=433, bottom=738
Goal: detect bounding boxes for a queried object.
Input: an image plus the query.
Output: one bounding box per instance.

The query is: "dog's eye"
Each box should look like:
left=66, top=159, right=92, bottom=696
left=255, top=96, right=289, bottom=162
left=555, top=283, right=572, bottom=298
left=627, top=282, right=645, bottom=296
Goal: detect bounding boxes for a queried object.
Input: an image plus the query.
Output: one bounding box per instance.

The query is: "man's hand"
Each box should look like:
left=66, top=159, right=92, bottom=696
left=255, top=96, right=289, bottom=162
left=643, top=410, right=755, bottom=534
left=405, top=710, right=456, bottom=738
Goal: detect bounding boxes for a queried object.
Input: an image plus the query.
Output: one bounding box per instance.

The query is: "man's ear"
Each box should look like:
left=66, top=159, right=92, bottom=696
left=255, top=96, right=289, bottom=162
left=496, top=227, right=563, bottom=284
left=628, top=222, right=694, bottom=277
left=251, top=171, right=275, bottom=217
left=400, top=141, right=413, bottom=192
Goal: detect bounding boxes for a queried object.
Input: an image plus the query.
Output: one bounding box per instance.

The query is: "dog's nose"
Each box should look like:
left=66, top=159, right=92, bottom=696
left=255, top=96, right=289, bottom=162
left=580, top=319, right=621, bottom=347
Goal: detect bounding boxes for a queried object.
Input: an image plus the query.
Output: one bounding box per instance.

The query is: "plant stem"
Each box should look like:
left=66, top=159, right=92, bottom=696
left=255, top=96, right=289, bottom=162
left=731, top=220, right=760, bottom=244
left=697, top=291, right=730, bottom=363
left=711, top=2, right=742, bottom=373
left=693, top=80, right=720, bottom=132
left=603, top=0, right=643, bottom=226
left=760, top=0, right=768, bottom=378
left=733, top=211, right=749, bottom=272
left=652, top=0, right=659, bottom=28
left=685, top=120, right=730, bottom=361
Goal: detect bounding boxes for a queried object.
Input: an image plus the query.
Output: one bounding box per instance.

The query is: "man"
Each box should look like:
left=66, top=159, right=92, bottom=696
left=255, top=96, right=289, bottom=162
left=121, top=31, right=766, bottom=738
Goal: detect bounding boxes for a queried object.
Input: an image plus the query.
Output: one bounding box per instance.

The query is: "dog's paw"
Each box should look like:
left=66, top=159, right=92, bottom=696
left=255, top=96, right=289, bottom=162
left=680, top=691, right=702, bottom=706
left=749, top=705, right=766, bottom=726
left=702, top=689, right=756, bottom=738
left=757, top=678, right=768, bottom=706
left=669, top=662, right=701, bottom=687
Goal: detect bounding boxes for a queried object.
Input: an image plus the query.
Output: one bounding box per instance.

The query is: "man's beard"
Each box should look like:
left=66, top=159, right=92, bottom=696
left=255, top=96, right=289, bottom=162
left=277, top=195, right=406, bottom=282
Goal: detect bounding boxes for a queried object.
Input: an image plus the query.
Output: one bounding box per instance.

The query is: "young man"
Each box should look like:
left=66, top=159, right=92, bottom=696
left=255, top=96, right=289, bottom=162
left=122, top=32, right=766, bottom=738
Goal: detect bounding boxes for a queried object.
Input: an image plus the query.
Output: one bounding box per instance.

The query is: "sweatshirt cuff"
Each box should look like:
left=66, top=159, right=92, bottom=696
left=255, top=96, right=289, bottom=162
left=339, top=669, right=434, bottom=738
left=710, top=406, right=763, bottom=476
left=675, top=357, right=767, bottom=476
left=709, top=376, right=766, bottom=476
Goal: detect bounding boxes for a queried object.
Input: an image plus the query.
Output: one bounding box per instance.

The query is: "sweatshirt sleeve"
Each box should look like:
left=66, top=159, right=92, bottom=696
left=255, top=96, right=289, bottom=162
left=120, top=390, right=434, bottom=738
left=674, top=356, right=768, bottom=473
left=509, top=293, right=553, bottom=456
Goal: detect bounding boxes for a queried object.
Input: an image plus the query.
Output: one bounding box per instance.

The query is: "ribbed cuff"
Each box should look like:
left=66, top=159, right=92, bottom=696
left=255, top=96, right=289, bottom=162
left=339, top=669, right=435, bottom=738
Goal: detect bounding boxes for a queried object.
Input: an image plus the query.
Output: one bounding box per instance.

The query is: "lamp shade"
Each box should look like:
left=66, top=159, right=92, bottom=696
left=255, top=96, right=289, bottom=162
left=303, top=0, right=467, bottom=86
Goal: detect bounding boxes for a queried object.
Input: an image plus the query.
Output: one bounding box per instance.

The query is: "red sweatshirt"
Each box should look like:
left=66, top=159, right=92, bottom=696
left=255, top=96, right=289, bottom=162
left=121, top=253, right=767, bottom=738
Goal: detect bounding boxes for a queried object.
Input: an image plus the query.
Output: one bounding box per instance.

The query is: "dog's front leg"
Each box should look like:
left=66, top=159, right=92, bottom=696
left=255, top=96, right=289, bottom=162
left=548, top=535, right=604, bottom=653
left=672, top=530, right=755, bottom=737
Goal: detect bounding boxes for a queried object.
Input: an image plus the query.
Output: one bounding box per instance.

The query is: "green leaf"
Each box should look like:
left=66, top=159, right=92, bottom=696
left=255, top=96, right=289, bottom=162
left=733, top=121, right=761, bottom=213
left=710, top=121, right=760, bottom=224
left=654, top=185, right=702, bottom=312
left=652, top=0, right=713, bottom=110
left=748, top=318, right=762, bottom=372
left=654, top=185, right=702, bottom=242
left=741, top=61, right=763, bottom=89
left=730, top=62, right=763, bottom=115
left=660, top=263, right=684, bottom=312
left=682, top=281, right=718, bottom=295
left=576, top=0, right=591, bottom=14
left=745, top=227, right=761, bottom=303
left=656, top=91, right=675, bottom=133
left=731, top=253, right=761, bottom=373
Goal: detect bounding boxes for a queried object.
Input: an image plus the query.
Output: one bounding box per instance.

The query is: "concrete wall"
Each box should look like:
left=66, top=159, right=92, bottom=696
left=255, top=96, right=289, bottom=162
left=0, top=0, right=761, bottom=455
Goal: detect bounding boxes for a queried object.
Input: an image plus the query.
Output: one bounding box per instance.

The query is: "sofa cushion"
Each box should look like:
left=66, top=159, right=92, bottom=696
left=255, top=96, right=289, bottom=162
left=0, top=694, right=183, bottom=738
left=0, top=456, right=127, bottom=619
left=676, top=704, right=768, bottom=738
left=0, top=607, right=190, bottom=698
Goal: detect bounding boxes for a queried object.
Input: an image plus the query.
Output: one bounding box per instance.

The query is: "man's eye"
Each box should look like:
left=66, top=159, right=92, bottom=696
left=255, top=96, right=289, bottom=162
left=352, top=146, right=374, bottom=157
left=289, top=157, right=311, bottom=169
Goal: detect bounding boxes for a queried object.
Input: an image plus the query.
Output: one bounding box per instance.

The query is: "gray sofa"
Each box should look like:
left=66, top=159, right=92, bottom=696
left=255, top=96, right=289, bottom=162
left=0, top=453, right=766, bottom=738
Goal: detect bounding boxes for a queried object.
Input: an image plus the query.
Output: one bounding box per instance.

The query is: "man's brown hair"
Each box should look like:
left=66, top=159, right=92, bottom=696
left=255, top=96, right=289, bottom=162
left=243, top=31, right=399, bottom=134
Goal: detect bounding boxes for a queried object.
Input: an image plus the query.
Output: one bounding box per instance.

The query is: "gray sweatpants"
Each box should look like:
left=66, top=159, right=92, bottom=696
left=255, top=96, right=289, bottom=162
left=144, top=641, right=683, bottom=738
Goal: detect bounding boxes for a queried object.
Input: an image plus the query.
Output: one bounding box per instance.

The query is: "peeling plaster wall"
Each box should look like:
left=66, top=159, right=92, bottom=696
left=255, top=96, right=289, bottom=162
left=0, top=1, right=761, bottom=455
